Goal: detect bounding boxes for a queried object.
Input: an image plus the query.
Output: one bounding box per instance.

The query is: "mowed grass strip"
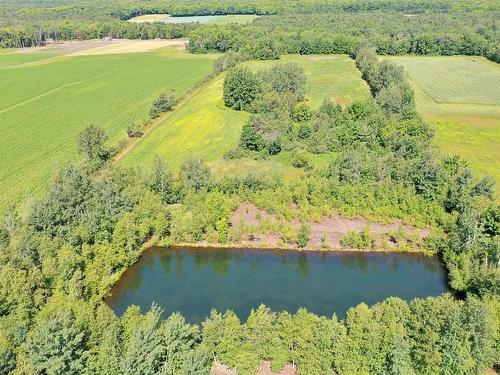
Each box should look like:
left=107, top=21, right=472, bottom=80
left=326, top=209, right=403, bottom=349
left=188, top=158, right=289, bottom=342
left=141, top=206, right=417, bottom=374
left=384, top=55, right=500, bottom=193
left=120, top=54, right=369, bottom=177
left=387, top=56, right=500, bottom=105
left=0, top=48, right=215, bottom=211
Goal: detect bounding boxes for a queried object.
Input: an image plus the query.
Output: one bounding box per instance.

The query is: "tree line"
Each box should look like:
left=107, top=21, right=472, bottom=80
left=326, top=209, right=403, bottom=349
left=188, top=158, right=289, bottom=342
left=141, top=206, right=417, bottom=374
left=1, top=0, right=498, bottom=63
left=187, top=11, right=499, bottom=62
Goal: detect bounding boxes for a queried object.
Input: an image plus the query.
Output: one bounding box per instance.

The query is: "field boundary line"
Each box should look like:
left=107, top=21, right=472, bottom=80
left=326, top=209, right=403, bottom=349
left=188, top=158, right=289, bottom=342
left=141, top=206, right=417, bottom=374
left=112, top=74, right=222, bottom=164
left=0, top=81, right=82, bottom=115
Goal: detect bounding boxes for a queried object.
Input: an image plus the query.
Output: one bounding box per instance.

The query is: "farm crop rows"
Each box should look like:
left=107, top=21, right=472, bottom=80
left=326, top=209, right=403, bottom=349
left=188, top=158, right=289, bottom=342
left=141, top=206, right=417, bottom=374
left=0, top=47, right=214, bottom=210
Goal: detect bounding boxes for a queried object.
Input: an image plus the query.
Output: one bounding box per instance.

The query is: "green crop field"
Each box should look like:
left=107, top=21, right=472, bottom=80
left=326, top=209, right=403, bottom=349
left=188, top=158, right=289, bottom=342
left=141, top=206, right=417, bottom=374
left=119, top=54, right=369, bottom=176
left=386, top=56, right=500, bottom=192
left=0, top=47, right=215, bottom=211
left=0, top=50, right=61, bottom=67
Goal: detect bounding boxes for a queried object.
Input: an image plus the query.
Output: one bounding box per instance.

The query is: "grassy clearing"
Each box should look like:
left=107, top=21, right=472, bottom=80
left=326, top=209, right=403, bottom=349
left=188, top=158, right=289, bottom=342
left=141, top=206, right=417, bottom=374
left=385, top=56, right=500, bottom=191
left=0, top=48, right=215, bottom=211
left=247, top=55, right=370, bottom=109
left=128, top=14, right=259, bottom=25
left=119, top=54, right=368, bottom=177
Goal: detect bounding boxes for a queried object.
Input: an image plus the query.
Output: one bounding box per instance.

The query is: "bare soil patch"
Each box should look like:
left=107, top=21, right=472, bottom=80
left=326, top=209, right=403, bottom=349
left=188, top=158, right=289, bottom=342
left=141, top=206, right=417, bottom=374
left=229, top=203, right=430, bottom=251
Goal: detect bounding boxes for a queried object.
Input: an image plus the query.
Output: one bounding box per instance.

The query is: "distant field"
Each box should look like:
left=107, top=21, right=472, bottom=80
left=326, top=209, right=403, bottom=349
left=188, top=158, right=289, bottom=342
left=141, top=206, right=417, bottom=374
left=0, top=47, right=215, bottom=211
left=386, top=56, right=500, bottom=191
left=128, top=14, right=259, bottom=25
left=127, top=14, right=169, bottom=23
left=119, top=54, right=369, bottom=176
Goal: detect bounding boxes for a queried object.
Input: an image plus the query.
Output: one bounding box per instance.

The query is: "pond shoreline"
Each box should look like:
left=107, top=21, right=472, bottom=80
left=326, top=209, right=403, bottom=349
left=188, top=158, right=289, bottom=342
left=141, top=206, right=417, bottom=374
left=161, top=238, right=435, bottom=255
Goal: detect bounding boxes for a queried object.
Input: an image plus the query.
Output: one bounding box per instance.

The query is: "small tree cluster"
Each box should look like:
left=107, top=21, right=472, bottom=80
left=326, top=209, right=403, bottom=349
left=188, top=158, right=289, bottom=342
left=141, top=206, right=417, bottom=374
left=149, top=91, right=177, bottom=119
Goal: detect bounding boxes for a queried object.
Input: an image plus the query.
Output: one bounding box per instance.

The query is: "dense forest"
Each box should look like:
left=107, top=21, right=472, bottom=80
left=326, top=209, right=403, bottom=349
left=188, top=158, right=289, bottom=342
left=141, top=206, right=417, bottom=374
left=0, top=43, right=499, bottom=373
left=0, top=0, right=499, bottom=63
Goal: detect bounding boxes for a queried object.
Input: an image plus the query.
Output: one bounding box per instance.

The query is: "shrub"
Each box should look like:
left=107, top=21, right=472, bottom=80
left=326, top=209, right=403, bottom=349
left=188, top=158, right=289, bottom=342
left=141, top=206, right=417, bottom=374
left=240, top=116, right=266, bottom=151
left=292, top=151, right=311, bottom=169
left=77, top=124, right=108, bottom=163
left=340, top=227, right=372, bottom=249
left=126, top=123, right=143, bottom=138
left=180, top=159, right=211, bottom=192
left=293, top=103, right=313, bottom=122
left=297, top=224, right=311, bottom=248
left=149, top=91, right=177, bottom=119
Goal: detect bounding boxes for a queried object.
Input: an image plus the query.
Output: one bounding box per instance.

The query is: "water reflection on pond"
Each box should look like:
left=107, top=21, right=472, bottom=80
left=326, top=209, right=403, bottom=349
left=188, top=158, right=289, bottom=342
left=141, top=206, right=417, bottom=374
left=106, top=247, right=447, bottom=323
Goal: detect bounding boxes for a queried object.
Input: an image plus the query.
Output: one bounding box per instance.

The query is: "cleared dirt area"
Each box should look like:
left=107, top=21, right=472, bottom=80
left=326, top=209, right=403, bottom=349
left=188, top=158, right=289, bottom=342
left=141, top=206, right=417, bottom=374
left=229, top=203, right=430, bottom=251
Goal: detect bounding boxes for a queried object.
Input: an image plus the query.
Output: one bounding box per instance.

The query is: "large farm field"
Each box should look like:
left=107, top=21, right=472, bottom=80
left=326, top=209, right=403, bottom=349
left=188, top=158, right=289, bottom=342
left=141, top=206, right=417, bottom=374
left=385, top=56, right=500, bottom=190
left=0, top=43, right=215, bottom=211
left=119, top=54, right=369, bottom=175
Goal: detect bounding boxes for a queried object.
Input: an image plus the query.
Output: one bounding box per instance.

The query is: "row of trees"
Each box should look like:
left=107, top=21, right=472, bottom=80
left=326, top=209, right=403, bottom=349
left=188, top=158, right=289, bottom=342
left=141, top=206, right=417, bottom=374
left=0, top=21, right=195, bottom=48
left=188, top=20, right=499, bottom=62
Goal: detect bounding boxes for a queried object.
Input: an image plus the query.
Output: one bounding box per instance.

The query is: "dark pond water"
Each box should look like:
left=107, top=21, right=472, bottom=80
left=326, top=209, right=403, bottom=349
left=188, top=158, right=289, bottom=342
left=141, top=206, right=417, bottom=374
left=106, top=247, right=447, bottom=323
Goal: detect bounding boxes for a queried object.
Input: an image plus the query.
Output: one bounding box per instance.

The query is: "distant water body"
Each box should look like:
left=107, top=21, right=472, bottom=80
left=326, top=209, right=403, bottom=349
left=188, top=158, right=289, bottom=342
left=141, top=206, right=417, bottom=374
left=106, top=247, right=448, bottom=323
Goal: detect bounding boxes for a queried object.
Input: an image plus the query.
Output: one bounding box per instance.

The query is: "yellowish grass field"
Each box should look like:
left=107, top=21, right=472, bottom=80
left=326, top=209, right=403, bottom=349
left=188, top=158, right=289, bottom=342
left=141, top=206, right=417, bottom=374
left=385, top=56, right=500, bottom=192
left=119, top=76, right=249, bottom=172
left=119, top=54, right=369, bottom=177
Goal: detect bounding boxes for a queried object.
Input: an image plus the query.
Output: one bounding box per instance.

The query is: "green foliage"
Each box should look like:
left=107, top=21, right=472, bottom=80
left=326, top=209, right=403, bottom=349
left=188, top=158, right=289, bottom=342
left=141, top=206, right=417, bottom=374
left=239, top=116, right=266, bottom=151
left=296, top=224, right=310, bottom=248
left=77, top=124, right=108, bottom=163
left=340, top=227, right=372, bottom=248
left=261, top=62, right=306, bottom=100
left=24, top=310, right=88, bottom=375
left=148, top=155, right=175, bottom=203
left=149, top=91, right=177, bottom=118
left=291, top=151, right=310, bottom=169
left=223, top=66, right=261, bottom=111
left=180, top=158, right=211, bottom=192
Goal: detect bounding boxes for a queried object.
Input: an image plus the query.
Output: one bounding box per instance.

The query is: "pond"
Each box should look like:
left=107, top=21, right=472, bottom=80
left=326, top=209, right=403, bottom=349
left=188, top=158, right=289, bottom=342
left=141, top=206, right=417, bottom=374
left=106, top=247, right=448, bottom=323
